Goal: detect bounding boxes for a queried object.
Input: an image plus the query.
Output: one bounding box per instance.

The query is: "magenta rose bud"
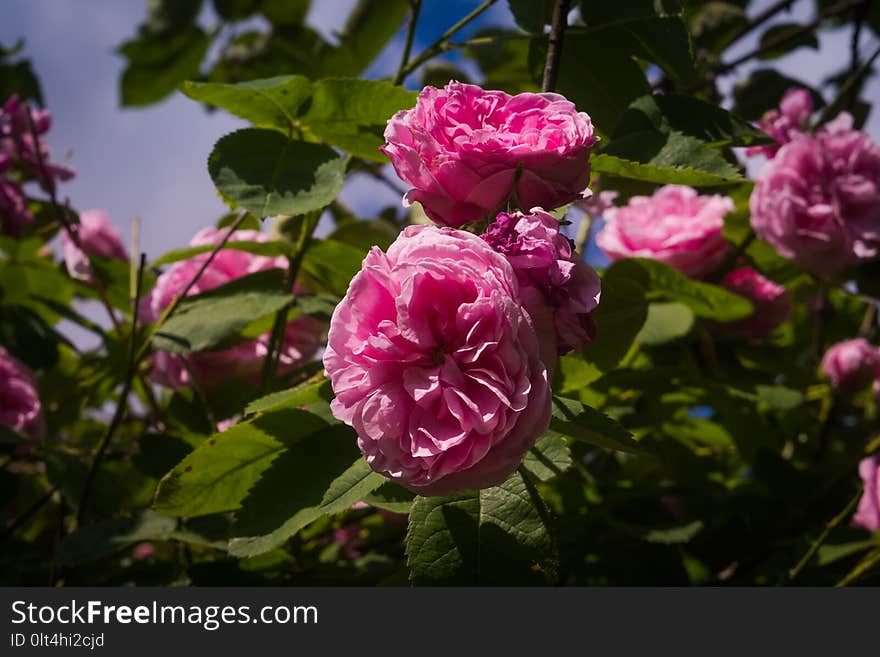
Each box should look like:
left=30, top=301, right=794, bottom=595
left=750, top=113, right=880, bottom=279
left=323, top=225, right=551, bottom=495
left=852, top=455, right=880, bottom=532
left=483, top=208, right=601, bottom=360
left=821, top=338, right=879, bottom=394
left=0, top=346, right=46, bottom=439
left=746, top=88, right=813, bottom=159
left=143, top=227, right=323, bottom=389
left=596, top=185, right=733, bottom=278
left=381, top=81, right=597, bottom=227
left=62, top=209, right=129, bottom=281
left=717, top=267, right=791, bottom=336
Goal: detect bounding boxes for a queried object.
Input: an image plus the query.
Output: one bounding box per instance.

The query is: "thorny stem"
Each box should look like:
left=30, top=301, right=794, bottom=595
left=76, top=253, right=146, bottom=527
left=542, top=0, right=572, bottom=92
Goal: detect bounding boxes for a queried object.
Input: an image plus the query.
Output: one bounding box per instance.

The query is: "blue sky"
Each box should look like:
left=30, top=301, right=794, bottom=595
left=1, top=0, right=877, bottom=262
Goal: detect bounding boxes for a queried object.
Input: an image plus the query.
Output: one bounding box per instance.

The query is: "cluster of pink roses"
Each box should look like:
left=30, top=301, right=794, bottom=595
left=745, top=88, right=813, bottom=159
left=596, top=184, right=792, bottom=337
left=143, top=227, right=323, bottom=391
left=0, top=95, right=73, bottom=235
left=324, top=82, right=602, bottom=494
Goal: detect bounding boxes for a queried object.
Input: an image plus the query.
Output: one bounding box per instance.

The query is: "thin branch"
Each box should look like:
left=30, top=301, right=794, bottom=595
left=393, top=0, right=423, bottom=85
left=846, top=0, right=871, bottom=110
left=0, top=485, right=58, bottom=541
left=396, top=0, right=500, bottom=80
left=726, top=0, right=799, bottom=49
left=76, top=253, right=147, bottom=527
left=716, top=0, right=864, bottom=74
left=542, top=0, right=572, bottom=92
left=136, top=212, right=248, bottom=362
left=787, top=489, right=863, bottom=582
left=815, top=42, right=880, bottom=125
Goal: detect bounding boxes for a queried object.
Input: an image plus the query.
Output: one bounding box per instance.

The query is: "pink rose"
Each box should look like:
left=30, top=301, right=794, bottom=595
left=717, top=267, right=791, bottom=336
left=381, top=82, right=596, bottom=227
left=62, top=209, right=129, bottom=281
left=131, top=542, right=155, bottom=561
left=821, top=338, right=879, bottom=393
left=0, top=95, right=74, bottom=191
left=746, top=88, right=813, bottom=158
left=143, top=227, right=323, bottom=389
left=323, top=225, right=551, bottom=495
left=750, top=113, right=880, bottom=279
left=0, top=346, right=46, bottom=439
left=852, top=454, right=880, bottom=532
left=482, top=207, right=601, bottom=360
left=596, top=185, right=733, bottom=278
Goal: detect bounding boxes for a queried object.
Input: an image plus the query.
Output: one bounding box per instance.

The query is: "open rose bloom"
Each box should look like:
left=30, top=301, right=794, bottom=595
left=323, top=226, right=551, bottom=495
left=62, top=209, right=129, bottom=281
left=143, top=227, right=323, bottom=389
left=382, top=81, right=596, bottom=227
left=750, top=113, right=880, bottom=279
left=596, top=185, right=733, bottom=278
left=482, top=208, right=600, bottom=359
left=0, top=346, right=46, bottom=439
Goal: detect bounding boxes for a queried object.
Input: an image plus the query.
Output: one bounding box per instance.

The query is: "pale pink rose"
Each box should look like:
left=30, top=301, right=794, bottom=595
left=750, top=113, right=880, bottom=279
left=323, top=225, right=551, bottom=495
left=62, top=210, right=129, bottom=281
left=821, top=338, right=879, bottom=393
left=852, top=454, right=880, bottom=532
left=746, top=88, right=813, bottom=158
left=143, top=227, right=323, bottom=389
left=716, top=267, right=791, bottom=336
left=596, top=185, right=733, bottom=278
left=381, top=81, right=597, bottom=227
left=0, top=346, right=46, bottom=439
left=482, top=208, right=601, bottom=360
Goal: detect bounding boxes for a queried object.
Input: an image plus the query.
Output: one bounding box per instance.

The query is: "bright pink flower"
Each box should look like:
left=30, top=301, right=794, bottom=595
left=821, top=338, right=879, bottom=393
left=746, top=88, right=813, bottom=158
left=482, top=208, right=600, bottom=360
left=750, top=113, right=880, bottom=279
left=0, top=95, right=74, bottom=191
left=381, top=82, right=596, bottom=227
left=596, top=185, right=733, bottom=278
left=62, top=209, right=129, bottom=281
left=717, top=267, right=791, bottom=336
left=324, top=225, right=551, bottom=495
left=0, top=178, right=32, bottom=236
left=0, top=346, right=46, bottom=439
left=143, top=227, right=323, bottom=389
left=853, top=454, right=880, bottom=532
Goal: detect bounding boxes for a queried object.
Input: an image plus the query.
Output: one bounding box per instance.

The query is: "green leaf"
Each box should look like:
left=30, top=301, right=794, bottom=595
left=226, top=421, right=363, bottom=556
left=208, top=128, right=348, bottom=217
left=181, top=75, right=313, bottom=133
left=508, top=0, right=554, bottom=33
left=550, top=396, right=646, bottom=454
left=607, top=259, right=753, bottom=321
left=151, top=239, right=291, bottom=267
left=300, top=238, right=365, bottom=296
left=316, top=0, right=409, bottom=77
left=600, top=130, right=743, bottom=183
left=580, top=0, right=682, bottom=22
left=363, top=482, right=415, bottom=514
left=755, top=385, right=803, bottom=412
left=405, top=471, right=558, bottom=585
left=614, top=94, right=772, bottom=148
left=582, top=272, right=648, bottom=371
left=319, top=458, right=386, bottom=514
left=522, top=432, right=573, bottom=482
left=635, top=302, right=694, bottom=345
left=758, top=23, right=818, bottom=60
left=153, top=269, right=292, bottom=353
left=57, top=510, right=178, bottom=566
left=244, top=377, right=333, bottom=416
left=119, top=27, right=210, bottom=106
left=642, top=520, right=704, bottom=544
left=154, top=407, right=338, bottom=517
left=817, top=540, right=880, bottom=566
